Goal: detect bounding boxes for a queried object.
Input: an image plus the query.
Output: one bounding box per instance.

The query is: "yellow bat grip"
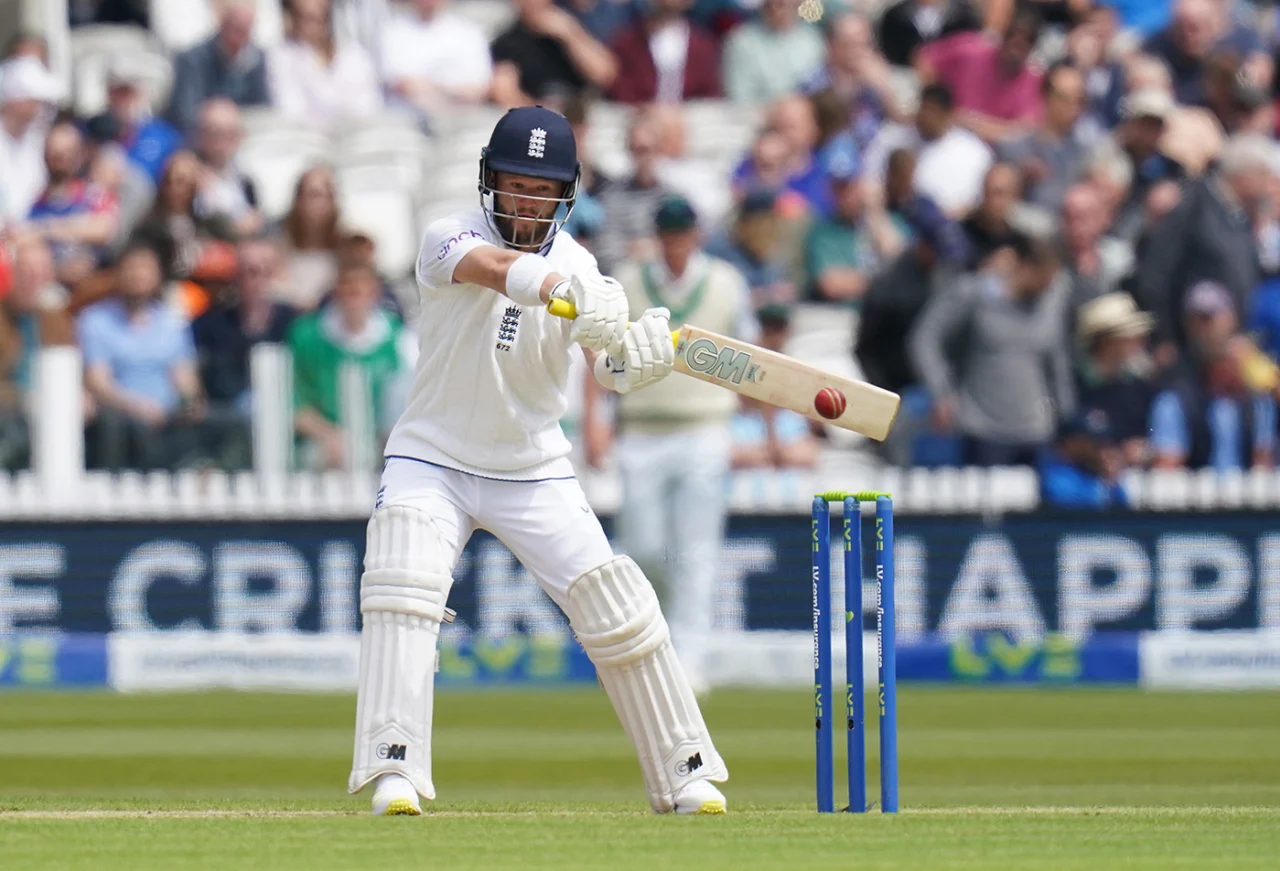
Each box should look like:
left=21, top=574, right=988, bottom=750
left=546, top=297, right=679, bottom=347
left=547, top=298, right=577, bottom=319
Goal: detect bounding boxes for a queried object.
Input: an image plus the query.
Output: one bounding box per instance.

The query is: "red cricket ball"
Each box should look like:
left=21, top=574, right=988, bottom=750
left=814, top=387, right=846, bottom=420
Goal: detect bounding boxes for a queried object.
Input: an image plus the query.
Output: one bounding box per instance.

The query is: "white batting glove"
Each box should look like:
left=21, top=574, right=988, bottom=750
left=592, top=307, right=675, bottom=394
left=551, top=274, right=629, bottom=356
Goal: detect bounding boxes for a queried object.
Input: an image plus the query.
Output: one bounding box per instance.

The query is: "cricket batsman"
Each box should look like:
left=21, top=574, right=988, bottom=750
left=347, top=106, right=729, bottom=816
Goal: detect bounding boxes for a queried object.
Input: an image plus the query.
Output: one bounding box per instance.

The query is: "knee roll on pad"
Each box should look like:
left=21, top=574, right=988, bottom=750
left=565, top=556, right=728, bottom=813
left=361, top=505, right=454, bottom=621
left=349, top=505, right=455, bottom=800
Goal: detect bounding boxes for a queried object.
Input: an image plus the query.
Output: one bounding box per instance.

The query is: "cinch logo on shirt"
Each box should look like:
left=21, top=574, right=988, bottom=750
left=496, top=305, right=521, bottom=352
left=437, top=229, right=484, bottom=260
left=528, top=127, right=547, bottom=159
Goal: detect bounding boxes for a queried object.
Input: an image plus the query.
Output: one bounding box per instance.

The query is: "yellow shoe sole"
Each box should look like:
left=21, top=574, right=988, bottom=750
left=694, top=799, right=726, bottom=815
left=382, top=798, right=422, bottom=816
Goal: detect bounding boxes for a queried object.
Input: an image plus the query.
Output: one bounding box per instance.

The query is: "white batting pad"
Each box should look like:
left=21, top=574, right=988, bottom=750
left=348, top=506, right=454, bottom=799
left=564, top=556, right=728, bottom=812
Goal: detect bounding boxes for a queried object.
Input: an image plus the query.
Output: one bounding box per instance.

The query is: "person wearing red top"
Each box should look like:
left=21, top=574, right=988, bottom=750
left=23, top=121, right=119, bottom=285
left=607, top=0, right=721, bottom=104
left=917, top=5, right=1045, bottom=144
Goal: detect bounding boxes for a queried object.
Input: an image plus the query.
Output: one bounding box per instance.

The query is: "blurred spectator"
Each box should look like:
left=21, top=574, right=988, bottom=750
left=490, top=0, right=619, bottom=106
left=1079, top=136, right=1132, bottom=226
left=1066, top=6, right=1125, bottom=136
left=0, top=236, right=73, bottom=470
left=69, top=0, right=149, bottom=28
left=1143, top=0, right=1268, bottom=108
left=723, top=0, right=826, bottom=104
left=998, top=61, right=1092, bottom=215
left=289, top=261, right=407, bottom=471
left=961, top=162, right=1026, bottom=269
left=24, top=121, right=120, bottom=286
left=1202, top=49, right=1271, bottom=137
left=909, top=235, right=1075, bottom=466
left=916, top=4, right=1044, bottom=144
left=275, top=165, right=343, bottom=311
left=380, top=0, right=493, bottom=117
left=647, top=104, right=726, bottom=227
left=5, top=32, right=50, bottom=66
left=0, top=56, right=62, bottom=224
left=1135, top=134, right=1272, bottom=357
left=607, top=0, right=721, bottom=104
left=167, top=0, right=270, bottom=134
left=731, top=306, right=819, bottom=469
left=269, top=0, right=384, bottom=133
left=314, top=227, right=407, bottom=320
left=1101, top=87, right=1183, bottom=241
left=87, top=55, right=183, bottom=185
left=78, top=239, right=205, bottom=471
left=562, top=0, right=637, bottom=45
left=136, top=151, right=237, bottom=297
left=855, top=195, right=968, bottom=463
left=602, top=193, right=756, bottom=690
left=802, top=141, right=878, bottom=304
left=876, top=0, right=981, bottom=69
left=705, top=189, right=797, bottom=308
left=732, top=130, right=801, bottom=213
left=1248, top=269, right=1280, bottom=364
left=1150, top=280, right=1276, bottom=471
left=1074, top=292, right=1155, bottom=468
left=559, top=94, right=610, bottom=244
left=594, top=112, right=668, bottom=273
left=84, top=135, right=154, bottom=254
left=801, top=12, right=901, bottom=149
left=1039, top=409, right=1130, bottom=509
left=1060, top=182, right=1133, bottom=306
left=1123, top=51, right=1173, bottom=94
left=192, top=237, right=298, bottom=469
left=192, top=99, right=263, bottom=238
left=881, top=147, right=919, bottom=225
left=333, top=0, right=394, bottom=56
left=734, top=94, right=827, bottom=214
left=865, top=82, right=993, bottom=217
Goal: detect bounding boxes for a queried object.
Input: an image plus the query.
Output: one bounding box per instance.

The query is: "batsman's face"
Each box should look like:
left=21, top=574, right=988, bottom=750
left=492, top=171, right=565, bottom=249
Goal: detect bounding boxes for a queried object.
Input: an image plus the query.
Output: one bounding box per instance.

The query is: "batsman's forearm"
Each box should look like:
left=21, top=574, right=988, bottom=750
left=453, top=246, right=564, bottom=302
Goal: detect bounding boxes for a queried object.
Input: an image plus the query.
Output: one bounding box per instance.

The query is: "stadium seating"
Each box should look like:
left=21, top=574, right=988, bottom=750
left=236, top=126, right=333, bottom=220
left=149, top=0, right=284, bottom=53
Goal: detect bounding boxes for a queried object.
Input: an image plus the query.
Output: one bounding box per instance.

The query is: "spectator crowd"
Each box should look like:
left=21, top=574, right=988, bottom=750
left=4, top=0, right=1280, bottom=511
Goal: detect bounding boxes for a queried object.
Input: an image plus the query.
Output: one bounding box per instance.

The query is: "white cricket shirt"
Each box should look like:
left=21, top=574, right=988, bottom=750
left=384, top=208, right=599, bottom=480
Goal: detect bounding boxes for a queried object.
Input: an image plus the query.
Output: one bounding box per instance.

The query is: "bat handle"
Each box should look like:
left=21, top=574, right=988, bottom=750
left=547, top=298, right=577, bottom=319
left=546, top=297, right=679, bottom=348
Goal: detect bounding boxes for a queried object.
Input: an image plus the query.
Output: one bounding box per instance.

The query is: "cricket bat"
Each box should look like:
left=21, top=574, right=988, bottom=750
left=547, top=299, right=901, bottom=442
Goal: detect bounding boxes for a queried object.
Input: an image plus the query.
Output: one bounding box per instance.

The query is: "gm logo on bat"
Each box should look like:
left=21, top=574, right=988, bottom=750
left=680, top=337, right=762, bottom=384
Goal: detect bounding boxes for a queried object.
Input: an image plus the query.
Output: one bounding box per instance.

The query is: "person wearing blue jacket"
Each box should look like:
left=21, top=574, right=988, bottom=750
left=1040, top=408, right=1130, bottom=509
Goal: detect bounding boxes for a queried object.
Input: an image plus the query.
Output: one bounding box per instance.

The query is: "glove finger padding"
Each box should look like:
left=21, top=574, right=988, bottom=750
left=634, top=329, right=654, bottom=387
left=642, top=310, right=675, bottom=375
left=569, top=274, right=629, bottom=354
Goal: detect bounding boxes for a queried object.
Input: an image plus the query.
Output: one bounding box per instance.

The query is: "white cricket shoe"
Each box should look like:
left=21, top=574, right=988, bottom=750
left=672, top=779, right=727, bottom=815
left=371, top=773, right=422, bottom=816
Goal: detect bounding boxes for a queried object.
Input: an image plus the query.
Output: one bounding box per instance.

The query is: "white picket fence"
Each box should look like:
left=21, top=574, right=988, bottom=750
left=10, top=348, right=1280, bottom=519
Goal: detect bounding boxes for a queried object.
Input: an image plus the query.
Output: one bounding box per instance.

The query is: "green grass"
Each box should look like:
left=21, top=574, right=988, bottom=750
left=2, top=688, right=1279, bottom=869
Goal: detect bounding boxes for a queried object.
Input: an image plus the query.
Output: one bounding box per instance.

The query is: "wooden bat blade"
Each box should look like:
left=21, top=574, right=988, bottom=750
left=674, top=326, right=900, bottom=441
left=545, top=297, right=900, bottom=440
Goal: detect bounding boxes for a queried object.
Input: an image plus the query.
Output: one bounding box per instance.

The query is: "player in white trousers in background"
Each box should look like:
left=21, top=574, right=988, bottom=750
left=348, top=106, right=729, bottom=816
left=603, top=196, right=758, bottom=694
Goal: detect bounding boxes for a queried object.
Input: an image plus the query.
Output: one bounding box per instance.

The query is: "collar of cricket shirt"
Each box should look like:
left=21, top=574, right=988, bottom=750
left=642, top=250, right=709, bottom=324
